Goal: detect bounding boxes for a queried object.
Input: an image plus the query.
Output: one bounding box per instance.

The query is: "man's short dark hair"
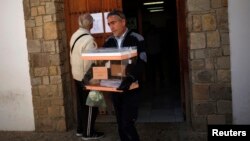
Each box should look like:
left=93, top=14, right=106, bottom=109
left=107, top=9, right=126, bottom=19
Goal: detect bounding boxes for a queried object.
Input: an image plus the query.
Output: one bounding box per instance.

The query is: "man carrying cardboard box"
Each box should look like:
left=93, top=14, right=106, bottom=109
left=103, top=10, right=147, bottom=141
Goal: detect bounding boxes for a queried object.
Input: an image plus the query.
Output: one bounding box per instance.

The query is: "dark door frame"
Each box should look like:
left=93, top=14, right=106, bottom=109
left=176, top=0, right=190, bottom=122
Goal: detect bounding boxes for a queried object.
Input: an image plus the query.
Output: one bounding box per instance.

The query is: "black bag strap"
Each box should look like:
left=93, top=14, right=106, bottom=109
left=71, top=33, right=89, bottom=53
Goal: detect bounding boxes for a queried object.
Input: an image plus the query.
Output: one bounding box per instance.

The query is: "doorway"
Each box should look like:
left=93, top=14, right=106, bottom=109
left=64, top=0, right=187, bottom=123
left=123, top=0, right=184, bottom=122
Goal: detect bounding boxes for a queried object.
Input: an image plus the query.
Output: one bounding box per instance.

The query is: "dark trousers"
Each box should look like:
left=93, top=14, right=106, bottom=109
left=75, top=80, right=98, bottom=136
left=112, top=89, right=140, bottom=141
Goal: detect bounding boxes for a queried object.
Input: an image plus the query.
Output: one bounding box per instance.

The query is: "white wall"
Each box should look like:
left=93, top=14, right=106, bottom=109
left=0, top=1, right=35, bottom=130
left=228, top=0, right=250, bottom=124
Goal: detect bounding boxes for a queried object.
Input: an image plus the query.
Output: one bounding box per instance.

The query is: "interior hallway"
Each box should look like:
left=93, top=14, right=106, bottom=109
left=138, top=83, right=184, bottom=123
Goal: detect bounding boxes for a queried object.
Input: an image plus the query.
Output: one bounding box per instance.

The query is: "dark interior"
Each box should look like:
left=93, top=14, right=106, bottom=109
left=121, top=0, right=183, bottom=122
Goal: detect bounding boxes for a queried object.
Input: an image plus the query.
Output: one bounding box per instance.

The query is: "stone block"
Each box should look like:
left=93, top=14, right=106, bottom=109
left=50, top=54, right=61, bottom=65
left=50, top=75, right=62, bottom=84
left=46, top=2, right=56, bottom=14
left=207, top=115, right=225, bottom=124
left=217, top=70, right=230, bottom=82
left=33, top=26, right=43, bottom=39
left=40, top=99, right=51, bottom=107
left=48, top=85, right=58, bottom=97
left=38, top=85, right=49, bottom=97
left=32, top=97, right=41, bottom=107
left=222, top=45, right=230, bottom=55
left=210, top=85, right=231, bottom=100
left=187, top=14, right=193, bottom=32
left=32, top=86, right=39, bottom=96
left=191, top=59, right=205, bottom=70
left=211, top=0, right=222, bottom=8
left=48, top=106, right=60, bottom=117
left=36, top=117, right=53, bottom=131
left=56, top=119, right=66, bottom=131
left=207, top=31, right=220, bottom=47
left=49, top=66, right=58, bottom=75
left=30, top=0, right=39, bottom=6
left=23, top=0, right=31, bottom=19
left=217, top=100, right=232, bottom=114
left=43, top=76, right=50, bottom=85
left=51, top=98, right=64, bottom=106
left=43, top=15, right=53, bottom=23
left=187, top=0, right=210, bottom=11
left=194, top=49, right=206, bottom=59
left=44, top=22, right=58, bottom=40
left=221, top=32, right=229, bottom=45
left=38, top=6, right=45, bottom=15
left=58, top=84, right=64, bottom=97
left=194, top=102, right=216, bottom=115
left=195, top=70, right=215, bottom=83
left=216, top=56, right=230, bottom=69
left=190, top=33, right=206, bottom=49
left=207, top=48, right=222, bottom=57
left=193, top=15, right=202, bottom=31
left=202, top=14, right=216, bottom=31
left=191, top=117, right=207, bottom=132
left=31, top=7, right=37, bottom=17
left=222, top=0, right=228, bottom=7
left=37, top=107, right=48, bottom=117
left=31, top=77, right=42, bottom=86
left=205, top=58, right=215, bottom=69
left=26, top=28, right=33, bottom=39
left=190, top=51, right=195, bottom=59
left=27, top=40, right=41, bottom=53
left=43, top=40, right=56, bottom=53
left=192, top=84, right=209, bottom=100
left=216, top=8, right=228, bottom=30
left=35, top=16, right=43, bottom=26
left=34, top=67, right=49, bottom=76
left=25, top=20, right=36, bottom=28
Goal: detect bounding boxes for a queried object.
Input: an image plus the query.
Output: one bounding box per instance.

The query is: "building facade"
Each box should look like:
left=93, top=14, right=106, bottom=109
left=1, top=0, right=250, bottom=138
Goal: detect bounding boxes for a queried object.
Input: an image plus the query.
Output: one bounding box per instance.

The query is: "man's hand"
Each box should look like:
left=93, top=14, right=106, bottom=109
left=82, top=63, right=95, bottom=84
left=81, top=81, right=86, bottom=90
left=117, top=76, right=134, bottom=91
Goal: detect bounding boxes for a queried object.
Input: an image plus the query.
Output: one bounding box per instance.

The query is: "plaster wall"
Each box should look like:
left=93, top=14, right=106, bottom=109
left=0, top=1, right=35, bottom=131
left=229, top=0, right=250, bottom=124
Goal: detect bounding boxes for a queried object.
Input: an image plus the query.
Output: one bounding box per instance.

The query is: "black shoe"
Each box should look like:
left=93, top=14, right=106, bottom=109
left=81, top=132, right=104, bottom=140
left=76, top=132, right=83, bottom=137
left=76, top=129, right=83, bottom=137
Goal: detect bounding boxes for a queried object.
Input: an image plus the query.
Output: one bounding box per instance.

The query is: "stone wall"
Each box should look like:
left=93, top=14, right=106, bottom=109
left=187, top=0, right=232, bottom=131
left=23, top=0, right=73, bottom=131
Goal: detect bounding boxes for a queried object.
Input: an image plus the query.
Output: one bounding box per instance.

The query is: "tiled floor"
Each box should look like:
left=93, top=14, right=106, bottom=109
left=137, top=84, right=184, bottom=123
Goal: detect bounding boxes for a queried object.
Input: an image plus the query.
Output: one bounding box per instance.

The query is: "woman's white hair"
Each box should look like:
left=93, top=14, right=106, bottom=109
left=78, top=13, right=94, bottom=28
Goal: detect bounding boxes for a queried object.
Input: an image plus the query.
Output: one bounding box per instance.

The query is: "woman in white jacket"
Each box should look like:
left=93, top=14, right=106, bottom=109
left=70, top=13, right=104, bottom=140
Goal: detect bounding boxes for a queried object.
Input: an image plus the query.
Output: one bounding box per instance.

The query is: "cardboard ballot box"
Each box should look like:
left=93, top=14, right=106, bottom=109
left=81, top=47, right=139, bottom=92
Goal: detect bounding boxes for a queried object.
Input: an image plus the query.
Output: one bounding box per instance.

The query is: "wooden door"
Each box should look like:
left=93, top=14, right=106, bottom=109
left=64, top=0, right=122, bottom=121
left=65, top=0, right=122, bottom=47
